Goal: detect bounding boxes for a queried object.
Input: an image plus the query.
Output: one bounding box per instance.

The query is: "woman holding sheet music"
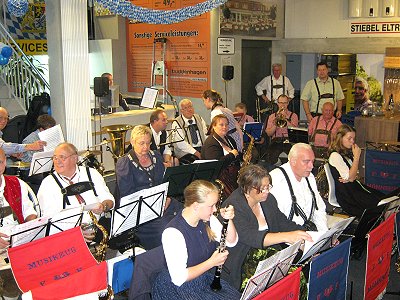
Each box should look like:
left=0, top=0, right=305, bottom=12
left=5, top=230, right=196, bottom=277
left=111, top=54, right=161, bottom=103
left=152, top=180, right=240, bottom=300
left=221, top=164, right=312, bottom=290
left=328, top=124, right=400, bottom=217
left=115, top=125, right=181, bottom=250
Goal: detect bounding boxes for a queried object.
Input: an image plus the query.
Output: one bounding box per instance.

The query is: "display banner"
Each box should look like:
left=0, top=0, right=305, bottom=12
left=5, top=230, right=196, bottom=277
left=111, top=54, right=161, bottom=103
left=364, top=214, right=395, bottom=300
left=396, top=212, right=400, bottom=256
left=8, top=227, right=107, bottom=298
left=308, top=238, right=351, bottom=299
left=252, top=267, right=301, bottom=300
left=126, top=0, right=210, bottom=98
left=365, top=149, right=400, bottom=194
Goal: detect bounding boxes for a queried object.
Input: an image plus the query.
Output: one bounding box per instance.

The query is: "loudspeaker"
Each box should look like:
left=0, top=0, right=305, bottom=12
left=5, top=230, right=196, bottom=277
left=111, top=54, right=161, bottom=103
left=222, top=65, right=234, bottom=81
left=94, top=77, right=109, bottom=97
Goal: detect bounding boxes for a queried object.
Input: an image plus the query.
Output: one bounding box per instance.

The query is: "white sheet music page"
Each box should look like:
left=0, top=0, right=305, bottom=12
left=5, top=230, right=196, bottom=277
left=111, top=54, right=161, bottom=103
left=29, top=150, right=54, bottom=177
left=38, top=124, right=65, bottom=152
left=10, top=216, right=50, bottom=247
left=49, top=206, right=83, bottom=235
left=112, top=182, right=169, bottom=237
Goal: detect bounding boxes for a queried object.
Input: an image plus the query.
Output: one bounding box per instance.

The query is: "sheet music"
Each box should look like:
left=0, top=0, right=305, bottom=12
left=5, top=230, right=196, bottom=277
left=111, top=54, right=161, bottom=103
left=300, top=217, right=355, bottom=262
left=29, top=151, right=54, bottom=176
left=112, top=183, right=169, bottom=237
left=38, top=124, right=65, bottom=152
left=10, top=216, right=50, bottom=247
left=192, top=159, right=218, bottom=164
left=141, top=87, right=158, bottom=109
left=240, top=241, right=301, bottom=300
left=378, top=195, right=399, bottom=206
left=49, top=206, right=83, bottom=235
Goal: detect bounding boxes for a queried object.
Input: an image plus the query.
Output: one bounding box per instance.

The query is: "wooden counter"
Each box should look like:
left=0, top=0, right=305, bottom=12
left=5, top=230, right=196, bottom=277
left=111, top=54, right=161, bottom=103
left=91, top=105, right=176, bottom=172
left=354, top=112, right=400, bottom=178
left=354, top=113, right=400, bottom=147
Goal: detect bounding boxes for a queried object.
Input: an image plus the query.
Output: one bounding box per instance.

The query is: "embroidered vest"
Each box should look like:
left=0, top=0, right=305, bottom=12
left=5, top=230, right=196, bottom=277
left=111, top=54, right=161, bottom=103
left=3, top=176, right=24, bottom=224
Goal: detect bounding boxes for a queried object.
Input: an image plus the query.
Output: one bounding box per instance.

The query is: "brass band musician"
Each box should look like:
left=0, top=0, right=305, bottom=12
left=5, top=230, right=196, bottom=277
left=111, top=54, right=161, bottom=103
left=264, top=94, right=298, bottom=166
left=152, top=180, right=240, bottom=300
left=301, top=61, right=344, bottom=122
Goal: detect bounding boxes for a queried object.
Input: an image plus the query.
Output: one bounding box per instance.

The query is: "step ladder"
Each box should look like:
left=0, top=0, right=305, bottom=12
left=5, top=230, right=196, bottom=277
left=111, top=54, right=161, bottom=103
left=151, top=38, right=168, bottom=103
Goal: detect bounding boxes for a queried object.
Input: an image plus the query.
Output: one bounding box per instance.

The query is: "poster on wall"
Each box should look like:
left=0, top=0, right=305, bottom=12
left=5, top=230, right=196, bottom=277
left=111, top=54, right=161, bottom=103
left=1, top=1, right=47, bottom=55
left=219, top=0, right=284, bottom=37
left=126, top=0, right=210, bottom=98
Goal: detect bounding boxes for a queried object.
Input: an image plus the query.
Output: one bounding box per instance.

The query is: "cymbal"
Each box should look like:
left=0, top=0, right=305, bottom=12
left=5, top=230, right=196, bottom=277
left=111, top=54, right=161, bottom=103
left=7, top=161, right=30, bottom=168
left=78, top=150, right=102, bottom=157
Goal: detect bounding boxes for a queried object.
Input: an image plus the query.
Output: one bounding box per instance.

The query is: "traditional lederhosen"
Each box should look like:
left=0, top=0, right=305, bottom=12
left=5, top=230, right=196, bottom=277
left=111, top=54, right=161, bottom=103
left=51, top=167, right=97, bottom=209
left=313, top=77, right=335, bottom=115
left=271, top=75, right=286, bottom=102
left=278, top=167, right=318, bottom=231
left=310, top=116, right=338, bottom=146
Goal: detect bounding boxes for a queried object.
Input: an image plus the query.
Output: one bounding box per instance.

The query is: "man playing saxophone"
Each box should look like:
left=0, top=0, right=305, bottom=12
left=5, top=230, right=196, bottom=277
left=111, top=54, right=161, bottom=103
left=264, top=94, right=298, bottom=166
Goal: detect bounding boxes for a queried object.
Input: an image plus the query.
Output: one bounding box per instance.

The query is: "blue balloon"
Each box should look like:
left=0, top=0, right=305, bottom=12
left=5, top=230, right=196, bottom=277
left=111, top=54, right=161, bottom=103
left=1, top=46, right=12, bottom=58
left=0, top=55, right=9, bottom=66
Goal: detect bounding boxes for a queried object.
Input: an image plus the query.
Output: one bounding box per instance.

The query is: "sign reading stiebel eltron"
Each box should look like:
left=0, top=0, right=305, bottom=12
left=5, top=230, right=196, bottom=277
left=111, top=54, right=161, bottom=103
left=350, top=21, right=400, bottom=34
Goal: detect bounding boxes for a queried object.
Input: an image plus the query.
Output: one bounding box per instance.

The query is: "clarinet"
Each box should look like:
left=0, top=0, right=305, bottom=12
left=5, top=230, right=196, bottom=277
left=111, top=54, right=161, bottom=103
left=210, top=217, right=229, bottom=291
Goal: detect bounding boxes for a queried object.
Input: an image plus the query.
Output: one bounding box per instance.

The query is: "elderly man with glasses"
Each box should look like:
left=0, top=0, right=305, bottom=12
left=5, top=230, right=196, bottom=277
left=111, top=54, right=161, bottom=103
left=37, top=142, right=114, bottom=222
left=170, top=99, right=208, bottom=164
left=269, top=143, right=328, bottom=231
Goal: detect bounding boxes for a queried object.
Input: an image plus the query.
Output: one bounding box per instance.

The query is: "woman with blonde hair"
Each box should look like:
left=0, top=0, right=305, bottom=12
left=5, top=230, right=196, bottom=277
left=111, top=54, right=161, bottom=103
left=152, top=180, right=240, bottom=299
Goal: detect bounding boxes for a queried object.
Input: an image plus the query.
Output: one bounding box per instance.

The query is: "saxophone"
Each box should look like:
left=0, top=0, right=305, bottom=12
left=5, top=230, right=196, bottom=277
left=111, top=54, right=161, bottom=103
left=88, top=211, right=109, bottom=262
left=241, top=128, right=254, bottom=168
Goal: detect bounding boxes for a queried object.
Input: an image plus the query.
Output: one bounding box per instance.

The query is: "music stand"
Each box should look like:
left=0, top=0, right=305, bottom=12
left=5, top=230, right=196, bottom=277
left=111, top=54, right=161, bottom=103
left=287, top=126, right=309, bottom=144
left=298, top=216, right=355, bottom=263
left=140, top=87, right=159, bottom=109
left=159, top=128, right=185, bottom=166
left=110, top=183, right=168, bottom=252
left=10, top=206, right=83, bottom=247
left=240, top=241, right=302, bottom=300
left=243, top=122, right=263, bottom=143
left=28, top=151, right=54, bottom=177
left=163, top=161, right=223, bottom=197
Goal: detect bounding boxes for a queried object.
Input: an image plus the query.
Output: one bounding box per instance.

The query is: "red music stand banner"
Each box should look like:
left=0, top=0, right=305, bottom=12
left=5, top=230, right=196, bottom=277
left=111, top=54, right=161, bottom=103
left=364, top=214, right=395, bottom=300
left=252, top=267, right=302, bottom=300
left=8, top=227, right=107, bottom=299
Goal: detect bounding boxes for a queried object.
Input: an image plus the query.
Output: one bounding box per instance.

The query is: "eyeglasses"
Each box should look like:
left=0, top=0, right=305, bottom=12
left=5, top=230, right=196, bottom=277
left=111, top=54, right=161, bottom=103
left=253, top=184, right=273, bottom=193
left=52, top=154, right=75, bottom=162
left=355, top=86, right=365, bottom=91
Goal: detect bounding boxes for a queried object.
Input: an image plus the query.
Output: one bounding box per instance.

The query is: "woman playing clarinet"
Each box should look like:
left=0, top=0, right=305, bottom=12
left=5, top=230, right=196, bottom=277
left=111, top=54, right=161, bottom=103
left=152, top=180, right=240, bottom=300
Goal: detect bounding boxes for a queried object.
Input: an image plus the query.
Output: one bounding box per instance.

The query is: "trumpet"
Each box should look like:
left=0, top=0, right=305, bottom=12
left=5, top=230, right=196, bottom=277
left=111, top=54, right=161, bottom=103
left=275, top=107, right=287, bottom=128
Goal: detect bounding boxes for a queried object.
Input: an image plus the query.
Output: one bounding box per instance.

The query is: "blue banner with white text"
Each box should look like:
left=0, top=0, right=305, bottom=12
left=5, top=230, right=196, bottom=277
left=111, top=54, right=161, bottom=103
left=308, top=238, right=351, bottom=299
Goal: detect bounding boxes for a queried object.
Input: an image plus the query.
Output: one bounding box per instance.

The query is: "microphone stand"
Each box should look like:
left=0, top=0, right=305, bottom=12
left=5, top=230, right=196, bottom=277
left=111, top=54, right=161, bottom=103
left=165, top=89, right=179, bottom=118
left=159, top=128, right=185, bottom=167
